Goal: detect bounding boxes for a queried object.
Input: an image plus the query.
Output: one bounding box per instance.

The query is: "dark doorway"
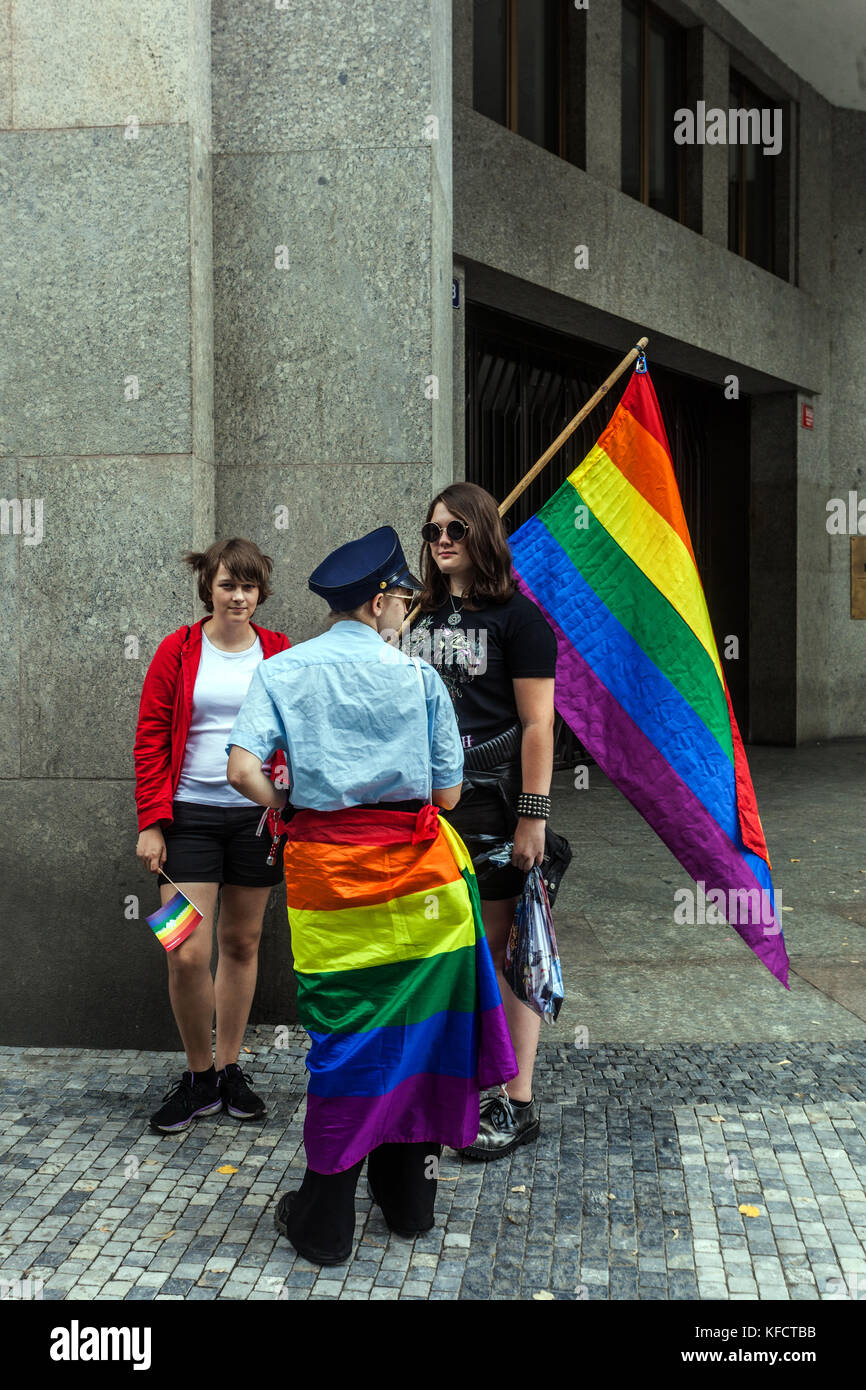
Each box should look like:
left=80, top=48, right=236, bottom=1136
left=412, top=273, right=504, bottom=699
left=465, top=305, right=751, bottom=751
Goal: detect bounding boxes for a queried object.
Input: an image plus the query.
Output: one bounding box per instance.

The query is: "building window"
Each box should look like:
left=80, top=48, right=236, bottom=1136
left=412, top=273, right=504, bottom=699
left=728, top=71, right=784, bottom=276
left=473, top=0, right=567, bottom=157
left=621, top=0, right=686, bottom=222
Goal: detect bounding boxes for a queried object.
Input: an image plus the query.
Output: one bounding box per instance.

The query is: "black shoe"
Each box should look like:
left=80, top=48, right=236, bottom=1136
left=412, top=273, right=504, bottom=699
left=274, top=1191, right=353, bottom=1266
left=149, top=1070, right=221, bottom=1134
left=459, top=1089, right=540, bottom=1161
left=365, top=1178, right=433, bottom=1239
left=218, top=1062, right=267, bottom=1120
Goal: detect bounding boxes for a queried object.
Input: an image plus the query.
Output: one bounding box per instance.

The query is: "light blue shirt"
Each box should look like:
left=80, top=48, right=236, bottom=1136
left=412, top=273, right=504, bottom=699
left=226, top=619, right=464, bottom=811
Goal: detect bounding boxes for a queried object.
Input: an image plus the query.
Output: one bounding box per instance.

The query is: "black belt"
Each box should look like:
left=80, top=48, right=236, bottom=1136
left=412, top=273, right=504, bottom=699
left=462, top=722, right=521, bottom=772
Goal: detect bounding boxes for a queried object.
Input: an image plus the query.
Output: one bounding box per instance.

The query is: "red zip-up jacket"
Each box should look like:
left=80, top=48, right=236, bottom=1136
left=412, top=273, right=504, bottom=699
left=133, top=616, right=292, bottom=833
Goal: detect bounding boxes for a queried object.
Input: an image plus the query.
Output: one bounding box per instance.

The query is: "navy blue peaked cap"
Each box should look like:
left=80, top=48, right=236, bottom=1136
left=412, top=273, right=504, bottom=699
left=308, top=526, right=422, bottom=611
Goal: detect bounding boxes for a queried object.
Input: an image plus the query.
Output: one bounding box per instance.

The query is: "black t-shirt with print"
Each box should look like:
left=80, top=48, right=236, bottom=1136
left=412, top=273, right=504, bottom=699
left=408, top=591, right=557, bottom=749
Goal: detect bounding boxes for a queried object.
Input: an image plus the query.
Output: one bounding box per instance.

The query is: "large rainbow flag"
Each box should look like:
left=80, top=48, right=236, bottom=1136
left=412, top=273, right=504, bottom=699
left=508, top=364, right=789, bottom=988
left=283, top=804, right=518, bottom=1174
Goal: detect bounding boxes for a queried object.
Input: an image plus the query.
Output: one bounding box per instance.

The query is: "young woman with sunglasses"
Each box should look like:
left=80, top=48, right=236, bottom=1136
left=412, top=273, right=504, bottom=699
left=408, top=482, right=558, bottom=1160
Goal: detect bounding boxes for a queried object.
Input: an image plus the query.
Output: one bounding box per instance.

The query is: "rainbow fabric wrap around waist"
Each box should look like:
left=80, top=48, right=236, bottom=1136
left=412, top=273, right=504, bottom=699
left=283, top=803, right=518, bottom=1174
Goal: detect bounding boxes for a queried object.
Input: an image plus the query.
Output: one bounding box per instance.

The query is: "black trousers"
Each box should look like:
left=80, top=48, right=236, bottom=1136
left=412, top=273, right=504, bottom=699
left=288, top=1142, right=443, bottom=1260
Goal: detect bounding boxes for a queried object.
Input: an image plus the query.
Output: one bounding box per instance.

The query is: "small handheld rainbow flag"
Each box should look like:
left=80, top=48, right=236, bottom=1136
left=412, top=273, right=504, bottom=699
left=146, top=890, right=202, bottom=952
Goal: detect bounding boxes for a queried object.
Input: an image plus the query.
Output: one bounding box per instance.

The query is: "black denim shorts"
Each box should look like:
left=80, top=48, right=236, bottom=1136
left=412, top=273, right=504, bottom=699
left=157, top=800, right=285, bottom=888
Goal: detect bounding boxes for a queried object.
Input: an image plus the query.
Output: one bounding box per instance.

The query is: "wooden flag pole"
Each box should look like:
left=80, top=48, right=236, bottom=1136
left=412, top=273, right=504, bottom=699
left=496, top=336, right=649, bottom=519
left=397, top=335, right=649, bottom=635
left=157, top=869, right=203, bottom=917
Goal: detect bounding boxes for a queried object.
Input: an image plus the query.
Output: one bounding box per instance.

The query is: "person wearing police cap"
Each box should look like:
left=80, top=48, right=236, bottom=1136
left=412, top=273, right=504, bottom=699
left=225, top=526, right=518, bottom=1265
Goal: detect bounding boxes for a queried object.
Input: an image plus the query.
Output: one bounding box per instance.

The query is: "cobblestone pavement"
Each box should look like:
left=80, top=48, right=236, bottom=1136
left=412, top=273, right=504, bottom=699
left=1, top=1035, right=865, bottom=1301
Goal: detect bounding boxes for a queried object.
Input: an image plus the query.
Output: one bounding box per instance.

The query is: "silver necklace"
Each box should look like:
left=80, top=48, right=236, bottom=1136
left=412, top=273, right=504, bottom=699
left=447, top=591, right=464, bottom=627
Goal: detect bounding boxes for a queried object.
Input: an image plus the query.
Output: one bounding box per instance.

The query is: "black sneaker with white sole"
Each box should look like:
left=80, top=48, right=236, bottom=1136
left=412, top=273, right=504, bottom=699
left=149, top=1070, right=221, bottom=1134
left=218, top=1063, right=267, bottom=1121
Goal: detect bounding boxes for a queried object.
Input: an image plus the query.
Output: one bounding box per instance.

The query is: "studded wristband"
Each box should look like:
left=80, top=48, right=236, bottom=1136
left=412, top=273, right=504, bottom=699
left=517, top=792, right=551, bottom=820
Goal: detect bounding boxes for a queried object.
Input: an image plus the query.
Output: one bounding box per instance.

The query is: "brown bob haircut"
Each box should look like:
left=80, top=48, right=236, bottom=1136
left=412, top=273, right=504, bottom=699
left=417, top=482, right=516, bottom=613
left=183, top=538, right=274, bottom=613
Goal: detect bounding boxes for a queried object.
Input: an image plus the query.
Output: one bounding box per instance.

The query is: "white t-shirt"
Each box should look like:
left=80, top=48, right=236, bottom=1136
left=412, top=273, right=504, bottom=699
left=175, top=626, right=269, bottom=807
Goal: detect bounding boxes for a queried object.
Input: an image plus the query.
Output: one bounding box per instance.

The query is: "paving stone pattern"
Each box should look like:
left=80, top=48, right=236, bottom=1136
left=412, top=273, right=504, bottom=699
left=1, top=1033, right=865, bottom=1301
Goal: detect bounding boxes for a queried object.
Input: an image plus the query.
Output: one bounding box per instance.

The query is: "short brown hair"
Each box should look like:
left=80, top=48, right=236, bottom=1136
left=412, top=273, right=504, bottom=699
left=417, top=482, right=516, bottom=613
left=183, top=538, right=274, bottom=612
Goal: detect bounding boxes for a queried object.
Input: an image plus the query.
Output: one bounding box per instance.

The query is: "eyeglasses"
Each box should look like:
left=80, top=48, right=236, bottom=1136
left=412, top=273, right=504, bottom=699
left=421, top=520, right=470, bottom=544
left=387, top=592, right=415, bottom=611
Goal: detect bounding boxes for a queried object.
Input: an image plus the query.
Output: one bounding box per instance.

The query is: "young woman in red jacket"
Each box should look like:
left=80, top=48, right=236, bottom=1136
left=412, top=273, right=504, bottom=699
left=134, top=538, right=291, bottom=1134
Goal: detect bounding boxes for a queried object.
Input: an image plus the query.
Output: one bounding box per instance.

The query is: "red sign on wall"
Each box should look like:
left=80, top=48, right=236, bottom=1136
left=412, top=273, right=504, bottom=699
left=802, top=403, right=814, bottom=429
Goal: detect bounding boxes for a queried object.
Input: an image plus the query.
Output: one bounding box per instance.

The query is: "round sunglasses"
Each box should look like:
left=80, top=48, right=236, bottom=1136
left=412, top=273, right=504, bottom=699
left=421, top=520, right=470, bottom=544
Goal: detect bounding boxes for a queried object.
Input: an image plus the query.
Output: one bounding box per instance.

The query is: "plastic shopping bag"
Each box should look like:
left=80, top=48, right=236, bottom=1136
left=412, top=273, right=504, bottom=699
left=504, top=864, right=564, bottom=1023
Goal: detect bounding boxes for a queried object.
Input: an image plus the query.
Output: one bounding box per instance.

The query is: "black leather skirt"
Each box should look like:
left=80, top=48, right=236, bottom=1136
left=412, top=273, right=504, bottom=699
left=445, top=762, right=526, bottom=901
left=446, top=724, right=573, bottom=905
